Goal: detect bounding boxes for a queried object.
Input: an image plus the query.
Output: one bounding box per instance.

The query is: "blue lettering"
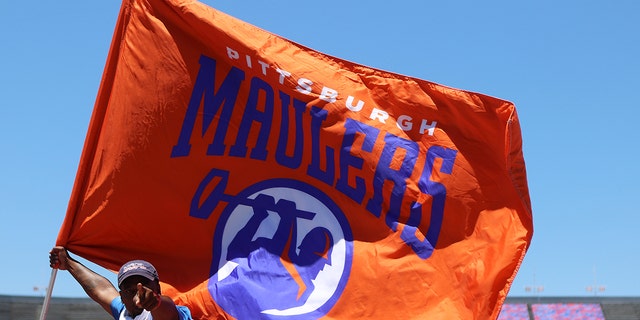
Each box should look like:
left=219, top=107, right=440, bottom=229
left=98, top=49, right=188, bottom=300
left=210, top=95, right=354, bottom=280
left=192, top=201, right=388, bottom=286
left=401, top=146, right=457, bottom=259
left=275, top=92, right=306, bottom=169
left=364, top=134, right=418, bottom=227
left=306, top=107, right=335, bottom=186
left=176, top=54, right=458, bottom=261
left=171, top=55, right=245, bottom=157
left=229, top=77, right=274, bottom=160
left=336, top=119, right=379, bottom=204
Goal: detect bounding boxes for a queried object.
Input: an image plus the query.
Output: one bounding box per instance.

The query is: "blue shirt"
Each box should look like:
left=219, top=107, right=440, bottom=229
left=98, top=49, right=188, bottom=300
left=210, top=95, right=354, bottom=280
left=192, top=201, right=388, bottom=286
left=110, top=296, right=192, bottom=320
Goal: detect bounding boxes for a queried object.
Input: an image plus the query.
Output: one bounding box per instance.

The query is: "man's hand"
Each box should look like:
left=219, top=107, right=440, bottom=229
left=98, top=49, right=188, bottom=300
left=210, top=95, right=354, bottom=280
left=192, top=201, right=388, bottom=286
left=49, top=246, right=70, bottom=270
left=133, top=283, right=162, bottom=311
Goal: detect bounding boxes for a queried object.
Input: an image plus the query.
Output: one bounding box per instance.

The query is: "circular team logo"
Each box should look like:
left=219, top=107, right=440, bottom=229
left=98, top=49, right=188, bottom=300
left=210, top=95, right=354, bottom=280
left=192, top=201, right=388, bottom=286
left=208, top=179, right=353, bottom=319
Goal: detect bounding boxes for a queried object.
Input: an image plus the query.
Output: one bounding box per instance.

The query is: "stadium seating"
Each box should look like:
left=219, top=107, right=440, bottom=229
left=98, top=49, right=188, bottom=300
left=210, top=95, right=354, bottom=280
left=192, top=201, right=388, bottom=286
left=531, top=303, right=605, bottom=320
left=498, top=303, right=530, bottom=320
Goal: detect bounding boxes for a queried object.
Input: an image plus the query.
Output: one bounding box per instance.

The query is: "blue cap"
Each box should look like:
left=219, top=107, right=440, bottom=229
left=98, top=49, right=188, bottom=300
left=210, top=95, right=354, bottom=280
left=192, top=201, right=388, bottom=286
left=117, top=260, right=159, bottom=287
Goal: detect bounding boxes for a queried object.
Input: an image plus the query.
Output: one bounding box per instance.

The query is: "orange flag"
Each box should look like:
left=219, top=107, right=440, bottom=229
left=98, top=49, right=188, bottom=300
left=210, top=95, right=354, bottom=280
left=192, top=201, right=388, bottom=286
left=57, top=0, right=533, bottom=318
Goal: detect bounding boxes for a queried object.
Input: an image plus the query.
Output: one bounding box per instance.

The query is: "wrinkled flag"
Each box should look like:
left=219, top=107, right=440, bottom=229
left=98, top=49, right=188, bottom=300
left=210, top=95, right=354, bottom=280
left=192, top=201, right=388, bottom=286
left=57, top=0, right=533, bottom=318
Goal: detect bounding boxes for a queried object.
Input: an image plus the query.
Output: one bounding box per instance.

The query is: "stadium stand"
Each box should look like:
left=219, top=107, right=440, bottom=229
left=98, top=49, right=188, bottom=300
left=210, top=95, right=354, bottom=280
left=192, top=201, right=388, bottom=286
left=501, top=297, right=640, bottom=320
left=0, top=295, right=108, bottom=320
left=3, top=294, right=640, bottom=319
left=499, top=303, right=530, bottom=319
left=530, top=303, right=604, bottom=319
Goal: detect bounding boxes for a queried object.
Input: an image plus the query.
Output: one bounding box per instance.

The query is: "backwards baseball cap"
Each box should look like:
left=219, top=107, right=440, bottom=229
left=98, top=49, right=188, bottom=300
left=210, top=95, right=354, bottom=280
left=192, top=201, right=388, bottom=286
left=117, top=260, right=159, bottom=287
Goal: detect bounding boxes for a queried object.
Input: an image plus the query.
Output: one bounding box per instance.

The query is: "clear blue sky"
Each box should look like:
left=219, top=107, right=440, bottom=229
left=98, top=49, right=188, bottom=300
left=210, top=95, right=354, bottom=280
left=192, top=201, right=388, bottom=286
left=1, top=1, right=638, bottom=298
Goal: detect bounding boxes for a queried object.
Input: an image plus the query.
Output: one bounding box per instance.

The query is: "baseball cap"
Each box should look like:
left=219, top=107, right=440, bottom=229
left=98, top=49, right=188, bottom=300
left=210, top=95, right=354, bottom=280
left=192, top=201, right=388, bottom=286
left=117, top=260, right=159, bottom=287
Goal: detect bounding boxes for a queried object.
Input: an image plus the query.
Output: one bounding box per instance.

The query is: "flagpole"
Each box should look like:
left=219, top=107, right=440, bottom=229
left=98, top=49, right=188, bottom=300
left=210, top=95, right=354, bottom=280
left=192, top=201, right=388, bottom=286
left=38, top=268, right=58, bottom=320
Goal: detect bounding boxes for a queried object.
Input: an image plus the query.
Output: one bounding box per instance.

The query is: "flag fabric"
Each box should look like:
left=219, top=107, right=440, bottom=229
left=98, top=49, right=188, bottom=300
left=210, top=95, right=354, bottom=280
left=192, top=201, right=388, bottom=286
left=57, top=0, right=533, bottom=319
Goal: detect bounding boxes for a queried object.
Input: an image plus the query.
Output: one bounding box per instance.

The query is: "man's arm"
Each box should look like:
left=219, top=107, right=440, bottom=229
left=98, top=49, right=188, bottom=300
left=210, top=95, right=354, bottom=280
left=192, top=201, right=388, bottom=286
left=49, top=246, right=119, bottom=314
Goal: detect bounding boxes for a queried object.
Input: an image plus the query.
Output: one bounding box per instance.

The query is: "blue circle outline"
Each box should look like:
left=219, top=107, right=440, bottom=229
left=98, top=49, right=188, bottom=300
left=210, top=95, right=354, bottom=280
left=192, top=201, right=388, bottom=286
left=208, top=178, right=353, bottom=319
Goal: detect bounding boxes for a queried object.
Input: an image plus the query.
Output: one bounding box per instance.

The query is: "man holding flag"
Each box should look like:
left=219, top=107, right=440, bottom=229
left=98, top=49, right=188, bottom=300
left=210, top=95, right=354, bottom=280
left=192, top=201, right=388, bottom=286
left=49, top=247, right=192, bottom=320
left=48, top=0, right=533, bottom=318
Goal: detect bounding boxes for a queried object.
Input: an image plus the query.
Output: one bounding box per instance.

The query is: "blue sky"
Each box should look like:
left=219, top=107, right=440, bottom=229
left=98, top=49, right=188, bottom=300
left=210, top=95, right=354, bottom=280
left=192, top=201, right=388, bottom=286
left=1, top=0, right=639, bottom=298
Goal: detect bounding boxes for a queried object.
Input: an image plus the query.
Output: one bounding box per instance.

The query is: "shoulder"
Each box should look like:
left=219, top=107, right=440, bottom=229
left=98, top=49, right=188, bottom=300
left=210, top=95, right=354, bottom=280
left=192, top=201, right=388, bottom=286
left=109, top=296, right=125, bottom=319
left=176, top=305, right=193, bottom=320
